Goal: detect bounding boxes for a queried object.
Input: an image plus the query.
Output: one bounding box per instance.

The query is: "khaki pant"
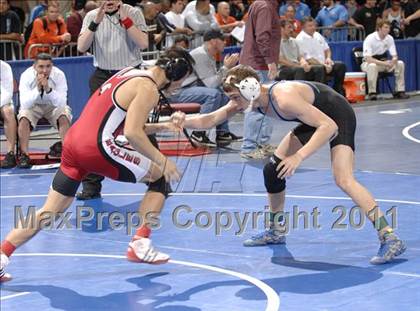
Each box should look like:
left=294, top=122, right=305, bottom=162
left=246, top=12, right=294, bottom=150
left=18, top=104, right=72, bottom=129
left=361, top=60, right=405, bottom=94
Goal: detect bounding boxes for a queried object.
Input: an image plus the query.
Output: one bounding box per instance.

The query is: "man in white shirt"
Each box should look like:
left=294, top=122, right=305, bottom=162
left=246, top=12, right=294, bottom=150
left=361, top=19, right=409, bottom=100
left=296, top=16, right=346, bottom=95
left=0, top=60, right=17, bottom=168
left=183, top=0, right=219, bottom=32
left=17, top=53, right=71, bottom=168
left=164, top=0, right=193, bottom=47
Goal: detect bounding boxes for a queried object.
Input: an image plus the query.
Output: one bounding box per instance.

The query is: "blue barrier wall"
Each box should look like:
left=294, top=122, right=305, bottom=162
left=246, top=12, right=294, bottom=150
left=8, top=40, right=419, bottom=121
left=8, top=56, right=95, bottom=121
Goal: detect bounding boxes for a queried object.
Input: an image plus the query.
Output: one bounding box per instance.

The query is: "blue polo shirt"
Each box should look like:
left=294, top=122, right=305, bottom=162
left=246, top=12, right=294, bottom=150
left=279, top=2, right=311, bottom=21
left=315, top=4, right=349, bottom=41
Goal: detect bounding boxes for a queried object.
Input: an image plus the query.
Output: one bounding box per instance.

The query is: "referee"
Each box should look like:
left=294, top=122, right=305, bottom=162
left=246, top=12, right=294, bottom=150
left=77, top=0, right=149, bottom=200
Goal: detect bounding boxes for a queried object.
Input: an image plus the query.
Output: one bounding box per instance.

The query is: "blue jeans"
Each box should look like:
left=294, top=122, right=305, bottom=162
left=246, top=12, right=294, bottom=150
left=241, top=70, right=273, bottom=153
left=169, top=86, right=230, bottom=132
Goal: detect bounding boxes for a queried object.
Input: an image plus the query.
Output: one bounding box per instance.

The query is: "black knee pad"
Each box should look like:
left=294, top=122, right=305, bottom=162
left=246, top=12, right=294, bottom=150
left=146, top=176, right=172, bottom=198
left=52, top=168, right=81, bottom=197
left=263, top=155, right=286, bottom=194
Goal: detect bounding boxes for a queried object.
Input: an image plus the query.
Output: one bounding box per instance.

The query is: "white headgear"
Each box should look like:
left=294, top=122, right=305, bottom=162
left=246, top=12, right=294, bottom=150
left=234, top=77, right=261, bottom=101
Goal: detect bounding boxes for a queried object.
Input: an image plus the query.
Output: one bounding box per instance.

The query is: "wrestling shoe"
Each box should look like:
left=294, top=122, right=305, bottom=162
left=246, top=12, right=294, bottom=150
left=243, top=229, right=286, bottom=247
left=127, top=237, right=170, bottom=264
left=0, top=253, right=12, bottom=282
left=370, top=231, right=406, bottom=265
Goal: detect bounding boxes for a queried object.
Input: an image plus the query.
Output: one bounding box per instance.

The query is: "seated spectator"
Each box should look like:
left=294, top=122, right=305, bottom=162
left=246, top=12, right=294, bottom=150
left=30, top=0, right=48, bottom=23
left=278, top=19, right=325, bottom=82
left=25, top=2, right=71, bottom=59
left=282, top=4, right=302, bottom=37
left=169, top=30, right=241, bottom=147
left=172, top=34, right=190, bottom=49
left=296, top=16, right=347, bottom=95
left=67, top=1, right=98, bottom=43
left=349, top=0, right=379, bottom=36
left=279, top=0, right=310, bottom=21
left=215, top=1, right=244, bottom=36
left=0, top=0, right=22, bottom=61
left=315, top=0, right=349, bottom=41
left=229, top=0, right=248, bottom=21
left=382, top=0, right=405, bottom=39
left=361, top=20, right=409, bottom=100
left=0, top=60, right=17, bottom=168
left=183, top=0, right=219, bottom=32
left=402, top=0, right=420, bottom=38
left=164, top=0, right=193, bottom=47
left=17, top=53, right=71, bottom=168
left=142, top=1, right=167, bottom=52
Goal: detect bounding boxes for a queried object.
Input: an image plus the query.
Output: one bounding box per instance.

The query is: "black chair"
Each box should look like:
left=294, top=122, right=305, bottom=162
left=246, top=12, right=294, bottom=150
left=352, top=46, right=393, bottom=95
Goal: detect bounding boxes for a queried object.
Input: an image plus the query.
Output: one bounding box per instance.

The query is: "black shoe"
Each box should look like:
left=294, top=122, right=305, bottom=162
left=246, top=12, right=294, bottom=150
left=17, top=153, right=31, bottom=169
left=76, top=191, right=102, bottom=200
left=216, top=132, right=243, bottom=144
left=393, top=92, right=409, bottom=99
left=368, top=93, right=377, bottom=101
left=1, top=152, right=17, bottom=168
left=190, top=131, right=217, bottom=148
left=48, top=141, right=62, bottom=158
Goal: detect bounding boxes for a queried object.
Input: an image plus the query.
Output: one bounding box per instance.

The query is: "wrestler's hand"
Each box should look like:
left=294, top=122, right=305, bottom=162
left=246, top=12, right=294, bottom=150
left=162, top=157, right=181, bottom=182
left=170, top=111, right=186, bottom=131
left=277, top=153, right=303, bottom=179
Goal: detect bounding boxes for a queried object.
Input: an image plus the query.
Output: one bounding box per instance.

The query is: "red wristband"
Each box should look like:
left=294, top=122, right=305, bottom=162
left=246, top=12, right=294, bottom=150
left=121, top=17, right=134, bottom=29
left=1, top=240, right=16, bottom=257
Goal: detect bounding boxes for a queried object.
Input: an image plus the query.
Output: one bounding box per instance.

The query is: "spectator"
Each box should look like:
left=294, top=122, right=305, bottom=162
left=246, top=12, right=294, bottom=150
left=349, top=0, right=380, bottom=36
left=172, top=34, right=189, bottom=48
left=0, top=0, right=22, bottom=61
left=361, top=19, right=409, bottom=100
left=309, top=0, right=322, bottom=18
left=24, top=3, right=71, bottom=59
left=77, top=0, right=148, bottom=200
left=402, top=0, right=420, bottom=39
left=316, top=0, right=349, bottom=41
left=278, top=19, right=325, bottom=82
left=17, top=53, right=71, bottom=168
left=296, top=16, right=347, bottom=95
left=164, top=0, right=193, bottom=47
left=279, top=0, right=311, bottom=21
left=382, top=0, right=405, bottom=39
left=282, top=4, right=302, bottom=36
left=9, top=0, right=25, bottom=31
left=239, top=0, right=281, bottom=160
left=345, top=0, right=358, bottom=17
left=229, top=0, right=248, bottom=21
left=142, top=1, right=166, bottom=52
left=170, top=29, right=242, bottom=147
left=29, top=0, right=48, bottom=23
left=67, top=1, right=98, bottom=43
left=0, top=60, right=17, bottom=168
left=183, top=0, right=219, bottom=32
left=215, top=1, right=244, bottom=47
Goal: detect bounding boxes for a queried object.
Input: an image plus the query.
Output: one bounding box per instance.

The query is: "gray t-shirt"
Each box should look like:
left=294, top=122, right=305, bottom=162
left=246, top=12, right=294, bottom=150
left=279, top=38, right=301, bottom=67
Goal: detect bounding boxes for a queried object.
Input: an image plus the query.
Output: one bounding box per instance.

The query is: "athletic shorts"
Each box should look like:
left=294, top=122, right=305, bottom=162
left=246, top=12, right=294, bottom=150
left=292, top=82, right=356, bottom=151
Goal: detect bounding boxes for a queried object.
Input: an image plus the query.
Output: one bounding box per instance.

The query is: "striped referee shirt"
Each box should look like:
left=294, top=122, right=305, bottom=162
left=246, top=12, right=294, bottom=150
left=81, top=4, right=148, bottom=70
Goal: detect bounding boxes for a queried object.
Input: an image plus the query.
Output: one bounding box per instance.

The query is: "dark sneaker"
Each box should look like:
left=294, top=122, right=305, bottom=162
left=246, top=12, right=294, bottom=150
left=191, top=131, right=217, bottom=148
left=17, top=153, right=31, bottom=168
left=216, top=132, right=243, bottom=146
left=393, top=92, right=409, bottom=99
left=76, top=191, right=102, bottom=200
left=48, top=141, right=62, bottom=158
left=368, top=93, right=377, bottom=101
left=0, top=151, right=16, bottom=168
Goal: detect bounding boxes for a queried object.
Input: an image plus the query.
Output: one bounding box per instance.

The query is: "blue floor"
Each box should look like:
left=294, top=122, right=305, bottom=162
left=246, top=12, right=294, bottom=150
left=1, top=101, right=420, bottom=311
